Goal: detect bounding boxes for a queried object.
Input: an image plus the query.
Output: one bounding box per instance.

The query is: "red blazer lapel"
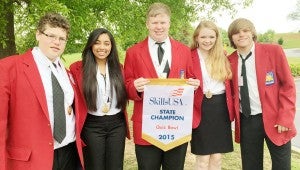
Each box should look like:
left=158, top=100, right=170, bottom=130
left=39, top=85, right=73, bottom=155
left=230, top=51, right=239, bottom=94
left=254, top=43, right=267, bottom=102
left=66, top=70, right=77, bottom=107
left=72, top=63, right=84, bottom=98
left=139, top=38, right=158, bottom=78
left=22, top=51, right=49, bottom=120
left=168, top=38, right=194, bottom=78
left=229, top=51, right=240, bottom=114
left=191, top=49, right=203, bottom=85
left=168, top=39, right=180, bottom=78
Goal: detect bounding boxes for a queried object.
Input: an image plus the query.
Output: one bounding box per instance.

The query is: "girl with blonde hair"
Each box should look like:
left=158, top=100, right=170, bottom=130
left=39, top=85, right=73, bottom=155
left=190, top=20, right=234, bottom=170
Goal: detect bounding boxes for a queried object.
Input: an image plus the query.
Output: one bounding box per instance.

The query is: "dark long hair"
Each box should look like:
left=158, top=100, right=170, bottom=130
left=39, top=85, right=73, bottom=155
left=82, top=28, right=127, bottom=112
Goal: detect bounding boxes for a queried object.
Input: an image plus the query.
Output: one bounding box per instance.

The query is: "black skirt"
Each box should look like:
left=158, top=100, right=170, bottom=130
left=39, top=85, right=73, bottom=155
left=191, top=93, right=233, bottom=155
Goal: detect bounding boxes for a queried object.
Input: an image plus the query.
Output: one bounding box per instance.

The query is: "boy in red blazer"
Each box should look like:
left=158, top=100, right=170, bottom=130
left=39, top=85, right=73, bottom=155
left=0, top=13, right=83, bottom=170
left=227, top=18, right=296, bottom=170
left=124, top=2, right=200, bottom=170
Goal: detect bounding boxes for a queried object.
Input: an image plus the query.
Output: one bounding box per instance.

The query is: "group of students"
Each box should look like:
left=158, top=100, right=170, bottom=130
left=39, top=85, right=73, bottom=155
left=0, top=2, right=296, bottom=170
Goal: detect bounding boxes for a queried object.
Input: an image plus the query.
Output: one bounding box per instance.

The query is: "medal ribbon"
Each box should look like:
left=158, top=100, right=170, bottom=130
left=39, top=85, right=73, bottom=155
left=99, top=63, right=111, bottom=112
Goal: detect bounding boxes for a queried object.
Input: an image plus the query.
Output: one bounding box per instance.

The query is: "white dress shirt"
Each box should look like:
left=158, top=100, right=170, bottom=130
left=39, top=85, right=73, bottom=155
left=32, top=47, right=75, bottom=149
left=88, top=63, right=121, bottom=116
left=237, top=45, right=262, bottom=115
left=198, top=49, right=225, bottom=95
left=148, top=36, right=172, bottom=78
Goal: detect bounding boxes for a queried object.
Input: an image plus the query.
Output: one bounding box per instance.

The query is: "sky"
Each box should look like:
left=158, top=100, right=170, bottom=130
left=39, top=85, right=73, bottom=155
left=215, top=0, right=300, bottom=33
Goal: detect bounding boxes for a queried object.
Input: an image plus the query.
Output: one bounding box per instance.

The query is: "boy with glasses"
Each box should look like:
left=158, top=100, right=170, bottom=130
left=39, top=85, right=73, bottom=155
left=0, top=12, right=83, bottom=170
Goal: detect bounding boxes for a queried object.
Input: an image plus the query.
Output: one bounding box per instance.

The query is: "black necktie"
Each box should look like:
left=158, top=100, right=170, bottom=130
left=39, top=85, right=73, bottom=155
left=240, top=52, right=252, bottom=117
left=156, top=42, right=165, bottom=64
left=51, top=64, right=66, bottom=143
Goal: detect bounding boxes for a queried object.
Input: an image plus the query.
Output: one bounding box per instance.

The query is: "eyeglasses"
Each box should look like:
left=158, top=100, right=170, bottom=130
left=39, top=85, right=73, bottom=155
left=41, top=31, right=67, bottom=44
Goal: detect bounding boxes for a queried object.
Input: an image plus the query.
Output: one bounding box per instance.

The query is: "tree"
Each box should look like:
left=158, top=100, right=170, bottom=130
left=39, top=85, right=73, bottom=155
left=0, top=0, right=16, bottom=57
left=288, top=0, right=300, bottom=20
left=0, top=0, right=253, bottom=59
left=220, top=28, right=230, bottom=47
left=258, top=30, right=275, bottom=43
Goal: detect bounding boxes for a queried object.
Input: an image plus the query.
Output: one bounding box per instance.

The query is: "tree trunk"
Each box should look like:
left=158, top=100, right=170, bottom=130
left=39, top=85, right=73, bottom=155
left=0, top=1, right=16, bottom=59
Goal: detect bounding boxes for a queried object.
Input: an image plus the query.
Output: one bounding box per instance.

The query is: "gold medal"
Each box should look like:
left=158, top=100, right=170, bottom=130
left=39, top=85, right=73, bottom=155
left=67, top=106, right=72, bottom=115
left=205, top=91, right=212, bottom=99
left=101, top=103, right=110, bottom=113
left=159, top=73, right=167, bottom=79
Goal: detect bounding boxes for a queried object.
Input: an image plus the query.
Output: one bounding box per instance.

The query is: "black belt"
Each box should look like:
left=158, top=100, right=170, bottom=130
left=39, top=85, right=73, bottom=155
left=204, top=93, right=225, bottom=99
left=241, top=112, right=262, bottom=118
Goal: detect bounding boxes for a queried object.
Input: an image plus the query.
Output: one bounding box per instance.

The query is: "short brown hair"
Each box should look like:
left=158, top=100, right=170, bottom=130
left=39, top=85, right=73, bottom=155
left=37, top=12, right=70, bottom=35
left=146, top=2, right=171, bottom=21
left=227, top=18, right=257, bottom=49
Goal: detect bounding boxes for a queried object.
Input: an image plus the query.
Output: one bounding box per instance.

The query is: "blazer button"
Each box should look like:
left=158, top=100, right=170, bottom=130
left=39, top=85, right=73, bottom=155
left=49, top=142, right=53, bottom=146
left=48, top=123, right=50, bottom=126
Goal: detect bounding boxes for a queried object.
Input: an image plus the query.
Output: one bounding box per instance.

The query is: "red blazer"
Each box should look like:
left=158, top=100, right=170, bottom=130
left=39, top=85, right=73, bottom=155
left=124, top=37, right=195, bottom=145
left=0, top=50, right=83, bottom=170
left=228, top=43, right=296, bottom=145
left=69, top=61, right=131, bottom=142
left=191, top=49, right=234, bottom=129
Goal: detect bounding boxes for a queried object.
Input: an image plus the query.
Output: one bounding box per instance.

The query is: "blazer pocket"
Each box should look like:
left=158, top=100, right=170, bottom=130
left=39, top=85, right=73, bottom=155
left=7, top=146, right=32, bottom=161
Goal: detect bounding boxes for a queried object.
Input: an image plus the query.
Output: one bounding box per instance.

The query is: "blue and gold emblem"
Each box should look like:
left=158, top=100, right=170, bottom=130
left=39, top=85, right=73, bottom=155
left=266, top=71, right=275, bottom=85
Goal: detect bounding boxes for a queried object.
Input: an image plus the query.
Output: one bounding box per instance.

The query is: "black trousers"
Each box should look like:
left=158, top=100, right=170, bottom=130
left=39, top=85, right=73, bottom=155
left=135, top=143, right=188, bottom=170
left=240, top=113, right=291, bottom=170
left=81, top=113, right=126, bottom=170
left=53, top=142, right=81, bottom=170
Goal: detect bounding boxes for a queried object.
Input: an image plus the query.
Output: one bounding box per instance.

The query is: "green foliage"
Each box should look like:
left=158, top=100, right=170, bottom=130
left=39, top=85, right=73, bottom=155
left=1, top=0, right=254, bottom=57
left=277, top=37, right=284, bottom=45
left=221, top=28, right=230, bottom=47
left=288, top=57, right=300, bottom=77
left=14, top=0, right=70, bottom=53
left=290, top=64, right=300, bottom=77
left=0, top=0, right=13, bottom=49
left=258, top=29, right=275, bottom=43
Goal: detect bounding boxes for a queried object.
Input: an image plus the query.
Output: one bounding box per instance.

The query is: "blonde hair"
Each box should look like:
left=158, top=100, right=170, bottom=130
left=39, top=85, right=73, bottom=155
left=146, top=2, right=171, bottom=21
left=228, top=18, right=257, bottom=49
left=191, top=20, right=232, bottom=81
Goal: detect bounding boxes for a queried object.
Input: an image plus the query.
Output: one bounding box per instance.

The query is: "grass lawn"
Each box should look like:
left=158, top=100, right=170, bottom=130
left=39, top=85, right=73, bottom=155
left=274, top=33, right=300, bottom=49
left=123, top=134, right=300, bottom=170
left=288, top=57, right=300, bottom=65
left=124, top=100, right=300, bottom=170
left=62, top=52, right=300, bottom=170
left=61, top=53, right=82, bottom=68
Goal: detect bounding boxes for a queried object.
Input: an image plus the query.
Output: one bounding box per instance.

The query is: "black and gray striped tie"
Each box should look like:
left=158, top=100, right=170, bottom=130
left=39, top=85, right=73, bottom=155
left=51, top=70, right=66, bottom=143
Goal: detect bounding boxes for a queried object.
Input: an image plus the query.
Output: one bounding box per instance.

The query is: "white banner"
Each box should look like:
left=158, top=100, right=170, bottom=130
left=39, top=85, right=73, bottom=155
left=142, top=79, right=194, bottom=151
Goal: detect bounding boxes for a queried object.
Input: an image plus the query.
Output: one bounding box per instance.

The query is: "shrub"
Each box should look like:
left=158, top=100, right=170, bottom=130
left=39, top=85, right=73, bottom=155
left=290, top=64, right=300, bottom=77
left=278, top=37, right=284, bottom=45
